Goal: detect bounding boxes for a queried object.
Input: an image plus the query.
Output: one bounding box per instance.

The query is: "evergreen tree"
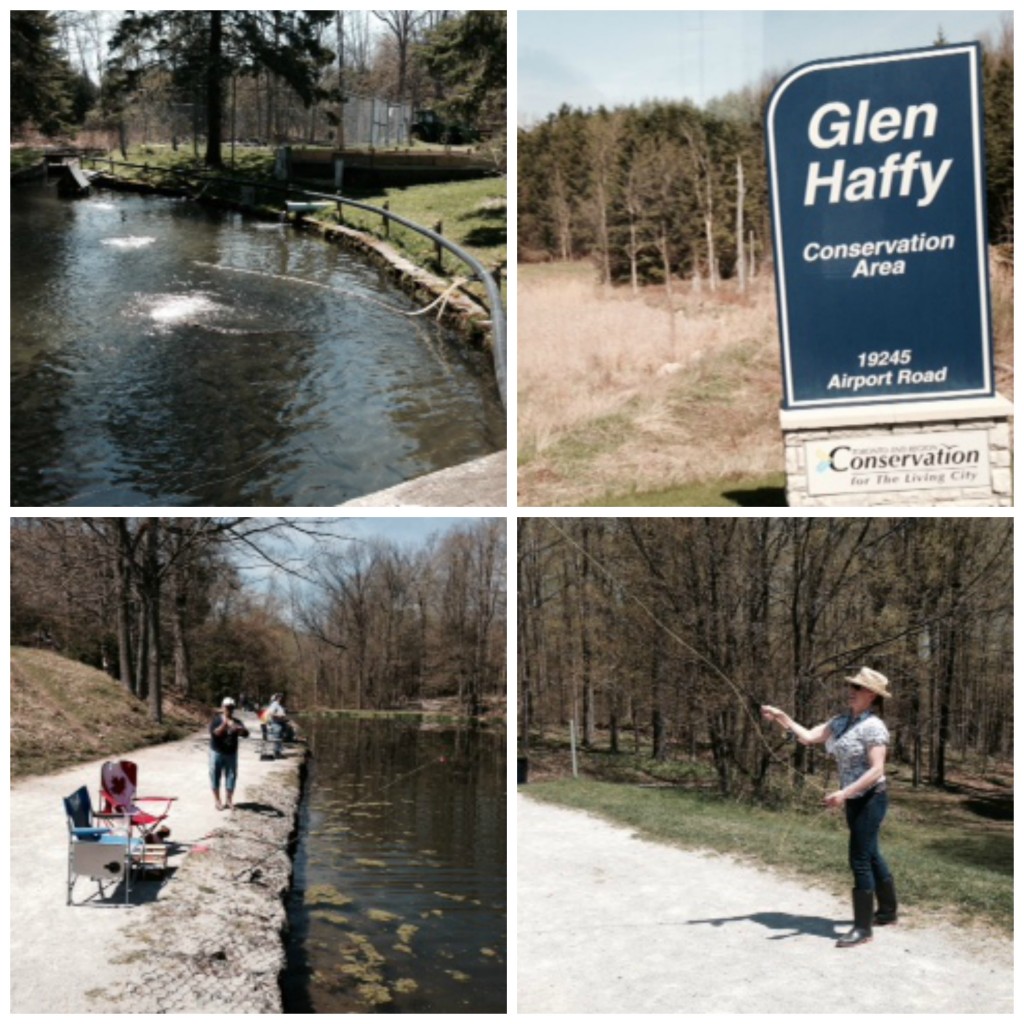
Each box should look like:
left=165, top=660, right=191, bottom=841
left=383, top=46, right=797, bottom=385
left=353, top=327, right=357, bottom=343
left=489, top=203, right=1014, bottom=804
left=11, top=11, right=76, bottom=135
left=418, top=11, right=507, bottom=129
left=108, top=11, right=335, bottom=167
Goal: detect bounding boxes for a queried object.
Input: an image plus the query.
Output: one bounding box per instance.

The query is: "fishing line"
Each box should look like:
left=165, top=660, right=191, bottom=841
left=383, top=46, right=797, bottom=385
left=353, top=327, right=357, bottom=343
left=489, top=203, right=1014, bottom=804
left=543, top=520, right=848, bottom=861
left=341, top=757, right=449, bottom=812
left=194, top=261, right=477, bottom=322
left=543, top=518, right=832, bottom=798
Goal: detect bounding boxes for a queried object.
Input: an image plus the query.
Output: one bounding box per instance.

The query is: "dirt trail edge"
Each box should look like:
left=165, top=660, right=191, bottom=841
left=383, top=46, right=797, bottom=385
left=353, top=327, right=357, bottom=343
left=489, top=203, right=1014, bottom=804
left=11, top=713, right=306, bottom=1014
left=517, top=794, right=1011, bottom=1014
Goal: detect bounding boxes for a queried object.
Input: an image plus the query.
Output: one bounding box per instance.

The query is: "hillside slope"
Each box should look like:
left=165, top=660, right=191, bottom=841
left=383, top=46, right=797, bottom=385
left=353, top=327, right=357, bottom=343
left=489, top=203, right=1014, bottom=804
left=11, top=647, right=209, bottom=780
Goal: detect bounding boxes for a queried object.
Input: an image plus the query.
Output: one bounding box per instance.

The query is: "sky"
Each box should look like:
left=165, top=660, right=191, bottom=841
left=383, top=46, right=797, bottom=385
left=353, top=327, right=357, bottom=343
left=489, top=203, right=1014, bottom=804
left=235, top=516, right=500, bottom=597
left=518, top=10, right=1012, bottom=124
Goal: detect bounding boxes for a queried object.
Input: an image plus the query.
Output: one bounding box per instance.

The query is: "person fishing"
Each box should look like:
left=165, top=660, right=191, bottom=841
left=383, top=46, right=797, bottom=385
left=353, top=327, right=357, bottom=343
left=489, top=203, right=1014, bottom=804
left=760, top=667, right=897, bottom=948
left=209, top=696, right=250, bottom=811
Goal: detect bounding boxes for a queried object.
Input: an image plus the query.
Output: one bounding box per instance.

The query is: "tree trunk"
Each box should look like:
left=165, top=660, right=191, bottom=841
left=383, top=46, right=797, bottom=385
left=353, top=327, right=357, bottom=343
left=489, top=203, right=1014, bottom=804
left=628, top=217, right=639, bottom=295
left=171, top=560, right=192, bottom=696
left=704, top=210, right=717, bottom=293
left=114, top=519, right=135, bottom=694
left=135, top=602, right=148, bottom=701
left=736, top=156, right=747, bottom=294
left=578, top=523, right=595, bottom=747
left=143, top=519, right=163, bottom=723
left=336, top=11, right=346, bottom=149
left=204, top=11, right=224, bottom=168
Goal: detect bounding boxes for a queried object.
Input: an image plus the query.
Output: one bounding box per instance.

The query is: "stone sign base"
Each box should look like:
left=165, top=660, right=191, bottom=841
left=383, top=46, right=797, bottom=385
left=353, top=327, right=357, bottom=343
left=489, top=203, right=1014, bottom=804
left=781, top=395, right=1012, bottom=506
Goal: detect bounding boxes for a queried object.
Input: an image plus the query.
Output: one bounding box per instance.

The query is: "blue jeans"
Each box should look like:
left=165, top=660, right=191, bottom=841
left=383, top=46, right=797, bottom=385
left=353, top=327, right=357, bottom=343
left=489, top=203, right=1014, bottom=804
left=269, top=722, right=284, bottom=756
left=845, top=786, right=891, bottom=891
left=209, top=750, right=238, bottom=794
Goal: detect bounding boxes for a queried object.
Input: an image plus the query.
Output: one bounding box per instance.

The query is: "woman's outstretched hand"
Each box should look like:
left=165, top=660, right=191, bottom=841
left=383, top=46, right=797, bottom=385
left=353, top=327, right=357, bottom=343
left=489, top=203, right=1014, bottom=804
left=823, top=790, right=847, bottom=808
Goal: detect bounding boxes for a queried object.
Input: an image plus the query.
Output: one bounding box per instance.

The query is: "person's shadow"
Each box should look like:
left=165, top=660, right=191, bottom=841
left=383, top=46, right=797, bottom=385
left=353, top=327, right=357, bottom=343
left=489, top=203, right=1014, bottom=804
left=232, top=801, right=284, bottom=818
left=687, top=911, right=844, bottom=941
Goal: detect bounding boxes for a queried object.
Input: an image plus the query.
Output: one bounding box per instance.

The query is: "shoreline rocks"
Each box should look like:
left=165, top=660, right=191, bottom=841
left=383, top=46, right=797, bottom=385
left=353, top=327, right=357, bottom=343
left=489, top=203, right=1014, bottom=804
left=99, top=755, right=307, bottom=1014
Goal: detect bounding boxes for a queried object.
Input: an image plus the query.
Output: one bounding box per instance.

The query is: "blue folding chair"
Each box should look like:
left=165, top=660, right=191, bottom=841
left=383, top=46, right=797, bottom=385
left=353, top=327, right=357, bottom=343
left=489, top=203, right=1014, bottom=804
left=64, top=785, right=140, bottom=906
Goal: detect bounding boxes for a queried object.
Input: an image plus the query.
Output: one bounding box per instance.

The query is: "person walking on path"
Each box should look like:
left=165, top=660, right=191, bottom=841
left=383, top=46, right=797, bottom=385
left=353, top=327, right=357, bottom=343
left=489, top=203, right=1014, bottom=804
left=760, top=666, right=897, bottom=948
left=209, top=697, right=250, bottom=811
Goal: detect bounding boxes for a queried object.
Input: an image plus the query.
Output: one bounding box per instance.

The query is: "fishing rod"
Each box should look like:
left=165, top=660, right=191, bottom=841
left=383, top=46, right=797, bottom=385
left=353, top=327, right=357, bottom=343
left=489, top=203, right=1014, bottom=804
left=341, top=756, right=450, bottom=811
left=543, top=518, right=834, bottom=797
left=224, top=757, right=451, bottom=881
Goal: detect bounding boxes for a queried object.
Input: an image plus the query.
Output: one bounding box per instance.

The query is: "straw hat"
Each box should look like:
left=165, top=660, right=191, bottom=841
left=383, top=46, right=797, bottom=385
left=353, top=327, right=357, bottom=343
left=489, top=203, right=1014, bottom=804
left=845, top=667, right=892, bottom=699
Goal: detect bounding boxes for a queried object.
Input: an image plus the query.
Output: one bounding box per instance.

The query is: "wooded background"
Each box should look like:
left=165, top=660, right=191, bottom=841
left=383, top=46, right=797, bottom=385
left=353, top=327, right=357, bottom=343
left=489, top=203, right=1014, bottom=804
left=518, top=25, right=1013, bottom=285
left=518, top=518, right=1012, bottom=798
left=11, top=517, right=506, bottom=722
left=12, top=11, right=506, bottom=166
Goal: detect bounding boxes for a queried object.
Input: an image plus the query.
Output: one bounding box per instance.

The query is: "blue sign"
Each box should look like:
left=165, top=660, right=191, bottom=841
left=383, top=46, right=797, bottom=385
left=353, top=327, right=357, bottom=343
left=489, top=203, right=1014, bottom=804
left=766, top=44, right=993, bottom=409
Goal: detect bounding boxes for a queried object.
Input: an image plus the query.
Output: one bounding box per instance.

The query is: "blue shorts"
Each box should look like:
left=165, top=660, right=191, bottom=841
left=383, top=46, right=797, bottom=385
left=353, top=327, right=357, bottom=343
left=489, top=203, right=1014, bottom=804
left=209, top=750, right=238, bottom=792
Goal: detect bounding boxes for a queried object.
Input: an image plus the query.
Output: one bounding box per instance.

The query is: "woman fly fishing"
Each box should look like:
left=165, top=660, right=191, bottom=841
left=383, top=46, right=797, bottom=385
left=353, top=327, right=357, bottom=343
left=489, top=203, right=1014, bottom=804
left=760, top=666, right=897, bottom=948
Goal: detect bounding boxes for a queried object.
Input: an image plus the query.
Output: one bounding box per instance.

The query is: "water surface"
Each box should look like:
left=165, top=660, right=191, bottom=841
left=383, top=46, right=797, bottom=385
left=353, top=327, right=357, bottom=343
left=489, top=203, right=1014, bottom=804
left=284, top=715, right=506, bottom=1013
left=11, top=185, right=503, bottom=505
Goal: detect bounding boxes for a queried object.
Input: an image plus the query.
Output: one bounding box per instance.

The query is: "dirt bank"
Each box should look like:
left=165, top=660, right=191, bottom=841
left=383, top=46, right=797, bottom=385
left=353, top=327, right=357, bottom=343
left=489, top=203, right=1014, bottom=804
left=517, top=794, right=1012, bottom=1014
left=11, top=714, right=306, bottom=1013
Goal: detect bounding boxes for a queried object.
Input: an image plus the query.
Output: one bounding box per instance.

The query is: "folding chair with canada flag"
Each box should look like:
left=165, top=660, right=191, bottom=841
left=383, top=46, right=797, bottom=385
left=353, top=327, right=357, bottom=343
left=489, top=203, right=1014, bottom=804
left=99, top=761, right=177, bottom=841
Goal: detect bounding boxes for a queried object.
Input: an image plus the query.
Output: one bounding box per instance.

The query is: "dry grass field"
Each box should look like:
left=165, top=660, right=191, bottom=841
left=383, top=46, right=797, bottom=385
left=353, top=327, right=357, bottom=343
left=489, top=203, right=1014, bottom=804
left=517, top=257, right=1013, bottom=507
left=517, top=263, right=785, bottom=505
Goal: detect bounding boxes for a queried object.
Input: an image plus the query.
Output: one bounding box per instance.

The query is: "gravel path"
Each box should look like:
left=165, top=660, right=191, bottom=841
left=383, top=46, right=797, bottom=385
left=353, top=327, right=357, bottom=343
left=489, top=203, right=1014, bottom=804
left=517, top=794, right=1012, bottom=1014
left=11, top=714, right=300, bottom=1014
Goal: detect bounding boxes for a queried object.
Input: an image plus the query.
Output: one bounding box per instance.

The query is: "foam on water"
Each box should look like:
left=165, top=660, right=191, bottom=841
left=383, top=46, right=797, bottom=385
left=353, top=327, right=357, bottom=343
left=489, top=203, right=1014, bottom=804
left=146, top=292, right=227, bottom=323
left=101, top=235, right=157, bottom=249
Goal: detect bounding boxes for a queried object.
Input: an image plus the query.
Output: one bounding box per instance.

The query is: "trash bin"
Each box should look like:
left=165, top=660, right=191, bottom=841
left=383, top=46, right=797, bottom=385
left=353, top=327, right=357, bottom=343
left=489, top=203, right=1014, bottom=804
left=517, top=757, right=529, bottom=785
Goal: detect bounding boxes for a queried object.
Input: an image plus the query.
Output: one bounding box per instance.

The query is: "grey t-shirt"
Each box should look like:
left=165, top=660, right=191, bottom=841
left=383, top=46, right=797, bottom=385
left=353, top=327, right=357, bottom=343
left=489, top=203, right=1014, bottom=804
left=825, top=712, right=889, bottom=789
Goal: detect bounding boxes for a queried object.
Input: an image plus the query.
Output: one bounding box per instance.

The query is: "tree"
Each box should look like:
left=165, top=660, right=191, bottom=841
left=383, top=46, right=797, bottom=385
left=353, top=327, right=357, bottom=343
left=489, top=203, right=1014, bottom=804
left=108, top=11, right=335, bottom=167
left=418, top=11, right=507, bottom=128
left=517, top=518, right=1013, bottom=801
left=372, top=11, right=428, bottom=109
left=11, top=11, right=75, bottom=135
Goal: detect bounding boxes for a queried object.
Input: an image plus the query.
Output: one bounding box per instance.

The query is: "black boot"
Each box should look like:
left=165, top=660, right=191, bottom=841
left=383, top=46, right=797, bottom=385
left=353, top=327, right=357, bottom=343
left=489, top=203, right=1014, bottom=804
left=874, top=877, right=898, bottom=925
left=836, top=889, right=874, bottom=947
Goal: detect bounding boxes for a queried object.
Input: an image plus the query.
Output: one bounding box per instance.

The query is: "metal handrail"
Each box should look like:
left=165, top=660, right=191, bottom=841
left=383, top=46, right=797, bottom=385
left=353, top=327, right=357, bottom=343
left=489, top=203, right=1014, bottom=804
left=85, top=157, right=507, bottom=409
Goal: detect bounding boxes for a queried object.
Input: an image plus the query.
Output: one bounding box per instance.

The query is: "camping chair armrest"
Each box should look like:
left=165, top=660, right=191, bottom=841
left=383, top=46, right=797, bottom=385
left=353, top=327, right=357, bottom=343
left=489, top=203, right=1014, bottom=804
left=135, top=796, right=177, bottom=815
left=70, top=827, right=112, bottom=841
left=93, top=811, right=132, bottom=835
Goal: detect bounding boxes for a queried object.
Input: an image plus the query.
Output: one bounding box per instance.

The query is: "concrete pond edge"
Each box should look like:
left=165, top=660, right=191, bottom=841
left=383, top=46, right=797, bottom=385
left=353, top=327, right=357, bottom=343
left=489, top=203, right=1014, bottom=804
left=97, top=751, right=309, bottom=1014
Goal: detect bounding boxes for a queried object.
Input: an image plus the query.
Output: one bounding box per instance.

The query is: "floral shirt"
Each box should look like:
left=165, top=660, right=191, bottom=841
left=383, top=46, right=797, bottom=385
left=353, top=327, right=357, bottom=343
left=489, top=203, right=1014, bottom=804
left=825, top=711, right=889, bottom=790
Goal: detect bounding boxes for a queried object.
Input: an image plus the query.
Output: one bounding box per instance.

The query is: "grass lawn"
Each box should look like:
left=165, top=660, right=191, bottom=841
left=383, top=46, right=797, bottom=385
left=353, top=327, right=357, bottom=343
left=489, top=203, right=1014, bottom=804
left=11, top=148, right=44, bottom=172
left=521, top=778, right=1012, bottom=935
left=586, top=473, right=788, bottom=506
left=334, top=177, right=506, bottom=279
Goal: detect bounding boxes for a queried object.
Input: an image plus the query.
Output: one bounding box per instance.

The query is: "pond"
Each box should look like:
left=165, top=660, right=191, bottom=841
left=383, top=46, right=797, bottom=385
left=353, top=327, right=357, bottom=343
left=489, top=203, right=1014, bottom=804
left=283, top=715, right=506, bottom=1013
left=11, top=184, right=503, bottom=506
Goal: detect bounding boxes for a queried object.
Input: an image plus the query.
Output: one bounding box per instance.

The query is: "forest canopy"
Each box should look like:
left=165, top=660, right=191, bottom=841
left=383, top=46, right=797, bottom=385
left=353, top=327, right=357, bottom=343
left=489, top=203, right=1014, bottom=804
left=518, top=518, right=1012, bottom=800
left=11, top=517, right=506, bottom=723
left=518, top=25, right=1013, bottom=283
left=11, top=10, right=506, bottom=164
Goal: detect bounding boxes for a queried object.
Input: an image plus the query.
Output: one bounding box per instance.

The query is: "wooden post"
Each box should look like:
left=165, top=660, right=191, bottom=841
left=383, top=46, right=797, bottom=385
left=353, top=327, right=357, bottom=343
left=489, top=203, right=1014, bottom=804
left=335, top=200, right=344, bottom=225
left=382, top=200, right=390, bottom=238
left=434, top=219, right=443, bottom=270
